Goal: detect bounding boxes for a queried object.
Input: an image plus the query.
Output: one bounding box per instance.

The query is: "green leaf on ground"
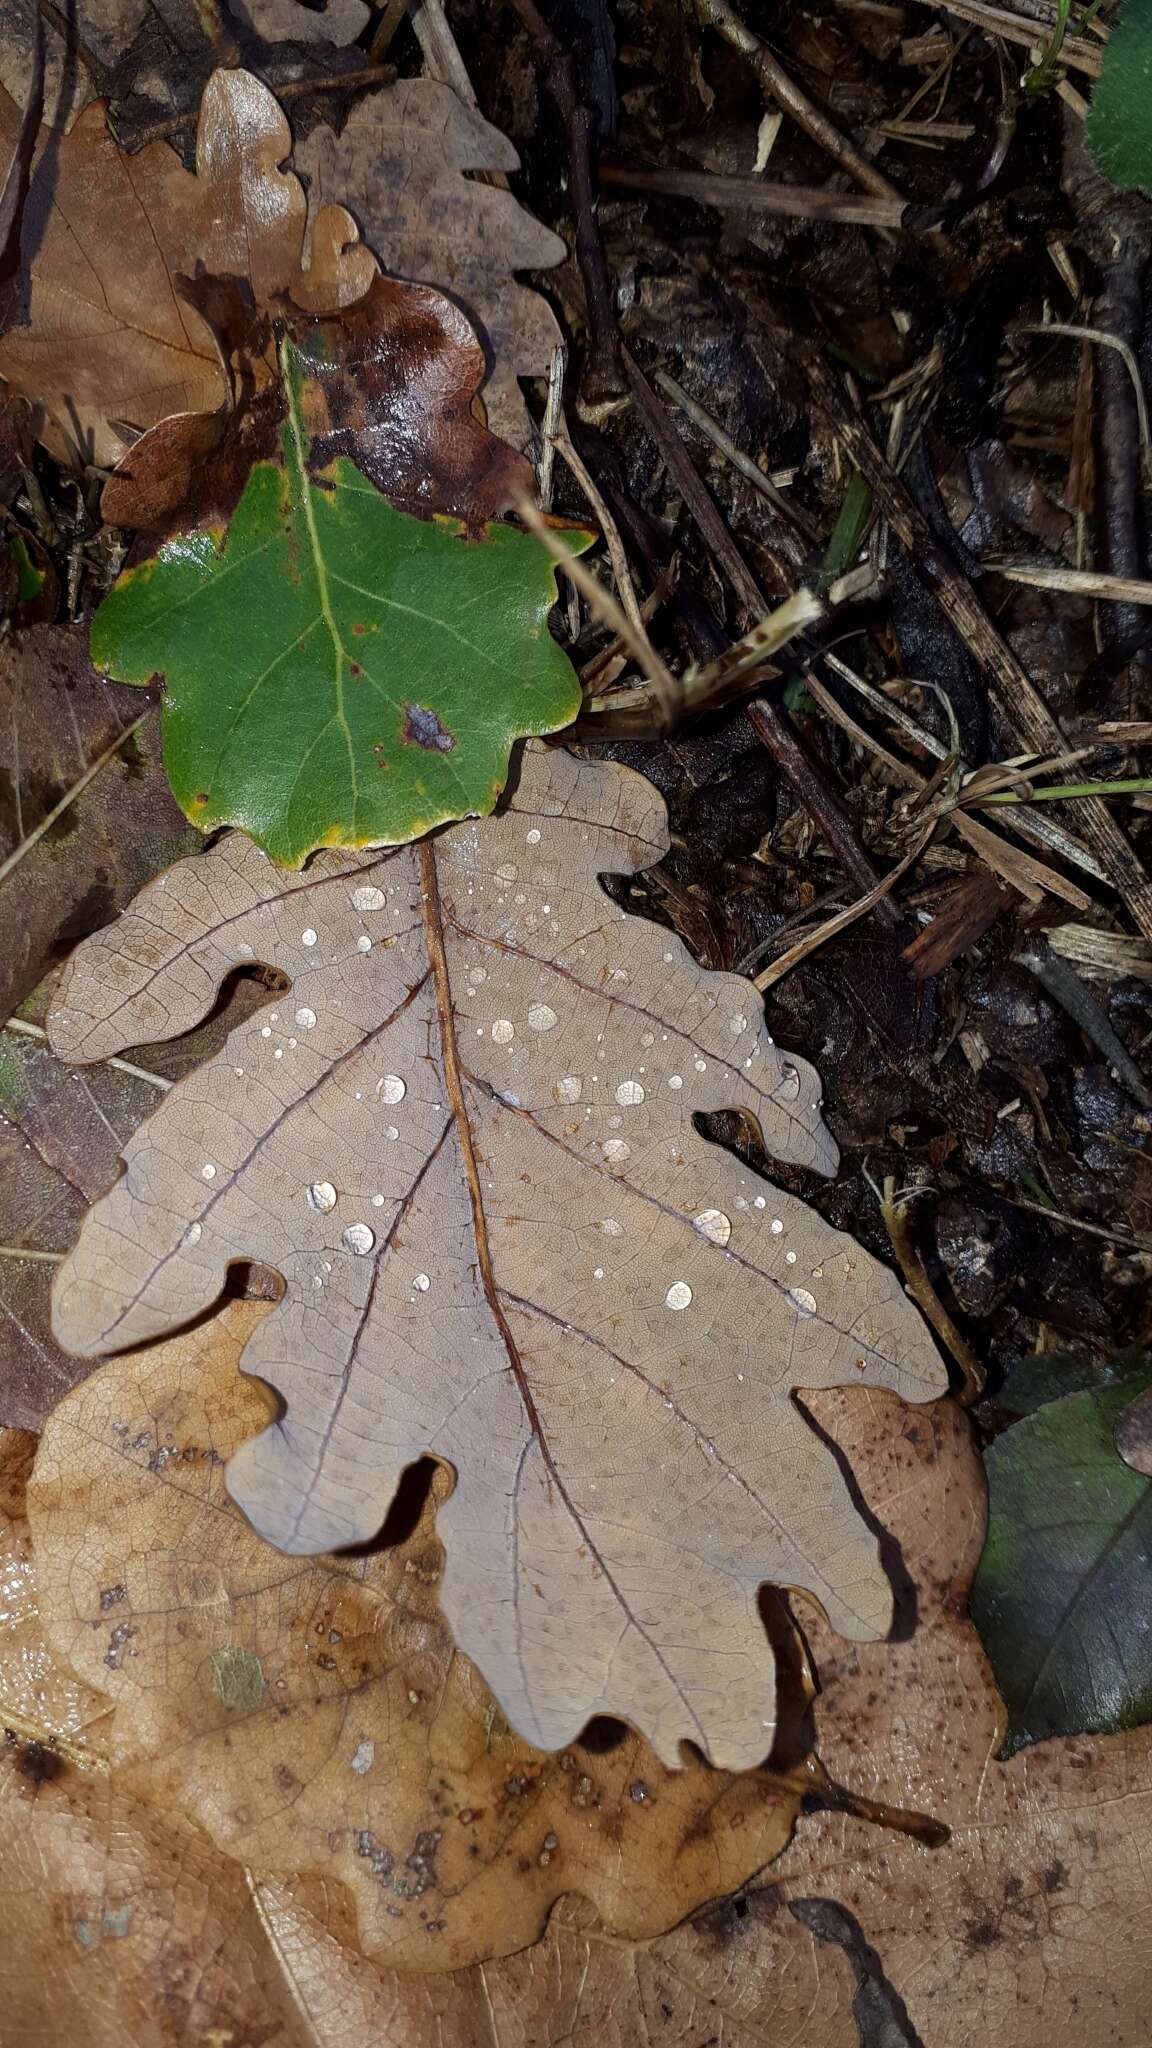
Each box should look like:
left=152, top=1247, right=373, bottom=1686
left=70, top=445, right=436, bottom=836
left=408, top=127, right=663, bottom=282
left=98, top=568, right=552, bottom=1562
left=1086, top=0, right=1152, bottom=196
left=971, top=1368, right=1152, bottom=1755
left=91, top=340, right=586, bottom=868
left=997, top=1344, right=1151, bottom=1415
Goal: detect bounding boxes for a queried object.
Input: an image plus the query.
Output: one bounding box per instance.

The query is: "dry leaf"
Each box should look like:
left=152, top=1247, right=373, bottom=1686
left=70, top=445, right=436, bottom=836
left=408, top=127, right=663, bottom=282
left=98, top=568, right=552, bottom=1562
left=29, top=1300, right=802, bottom=1968
left=0, top=980, right=276, bottom=1429
left=0, top=1427, right=107, bottom=1751
left=0, top=1023, right=164, bottom=1429
left=234, top=0, right=371, bottom=43
left=48, top=744, right=945, bottom=1769
left=296, top=79, right=567, bottom=447
left=0, top=625, right=198, bottom=1025
left=0, top=69, right=370, bottom=468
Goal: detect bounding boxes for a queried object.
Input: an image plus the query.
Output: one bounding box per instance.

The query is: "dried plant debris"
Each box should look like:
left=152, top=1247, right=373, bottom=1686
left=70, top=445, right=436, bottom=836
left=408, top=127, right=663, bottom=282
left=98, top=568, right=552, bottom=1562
left=47, top=745, right=944, bottom=1770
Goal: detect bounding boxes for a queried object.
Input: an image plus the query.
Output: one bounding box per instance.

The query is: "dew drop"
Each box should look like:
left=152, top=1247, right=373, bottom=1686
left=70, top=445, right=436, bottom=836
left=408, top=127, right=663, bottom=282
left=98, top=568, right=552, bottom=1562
left=603, top=1138, right=631, bottom=1163
left=555, top=1077, right=582, bottom=1103
left=201, top=1163, right=217, bottom=1181
left=641, top=1032, right=655, bottom=1047
left=526, top=829, right=541, bottom=844
left=694, top=1058, right=707, bottom=1072
left=665, top=1281, right=693, bottom=1311
left=184, top=1222, right=202, bottom=1247
left=343, top=1223, right=375, bottom=1256
left=492, top=1020, right=515, bottom=1044
left=273, top=1047, right=284, bottom=1059
left=778, top=1061, right=801, bottom=1101
left=668, top=1075, right=683, bottom=1090
left=789, top=1287, right=817, bottom=1316
left=357, top=936, right=373, bottom=953
left=785, top=1250, right=798, bottom=1265
left=496, top=863, right=518, bottom=883
left=467, top=966, right=488, bottom=985
left=372, top=1194, right=386, bottom=1207
left=384, top=1125, right=399, bottom=1140
left=694, top=1209, right=731, bottom=1247
left=378, top=1074, right=406, bottom=1104
left=528, top=1002, right=558, bottom=1033
left=593, top=1267, right=605, bottom=1280
left=352, top=885, right=386, bottom=912
left=301, top=929, right=317, bottom=947
left=771, top=1218, right=784, bottom=1233
left=307, top=1181, right=337, bottom=1213
left=730, top=1014, right=748, bottom=1036
left=615, top=1080, right=645, bottom=1107
left=261, top=1026, right=273, bottom=1039
left=601, top=1218, right=624, bottom=1237
left=413, top=1273, right=431, bottom=1292
left=753, top=1196, right=766, bottom=1209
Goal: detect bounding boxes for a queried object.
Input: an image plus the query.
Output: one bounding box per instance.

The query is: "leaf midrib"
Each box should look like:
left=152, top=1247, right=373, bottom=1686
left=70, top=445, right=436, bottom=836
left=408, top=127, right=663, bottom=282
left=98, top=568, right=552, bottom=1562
left=417, top=837, right=712, bottom=1749
left=280, top=338, right=359, bottom=830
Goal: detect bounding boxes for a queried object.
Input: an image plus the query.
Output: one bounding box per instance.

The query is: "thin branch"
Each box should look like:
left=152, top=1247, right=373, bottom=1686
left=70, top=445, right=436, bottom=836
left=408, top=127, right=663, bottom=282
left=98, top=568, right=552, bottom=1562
left=868, top=1174, right=985, bottom=1405
left=691, top=0, right=906, bottom=202
left=934, top=0, right=1103, bottom=73
left=601, top=165, right=907, bottom=232
left=994, top=563, right=1152, bottom=606
left=653, top=368, right=823, bottom=545
left=501, top=0, right=623, bottom=401
left=625, top=350, right=905, bottom=925
left=752, top=823, right=934, bottom=985
left=515, top=493, right=682, bottom=724
left=1016, top=320, right=1152, bottom=485
left=3, top=1016, right=172, bottom=1090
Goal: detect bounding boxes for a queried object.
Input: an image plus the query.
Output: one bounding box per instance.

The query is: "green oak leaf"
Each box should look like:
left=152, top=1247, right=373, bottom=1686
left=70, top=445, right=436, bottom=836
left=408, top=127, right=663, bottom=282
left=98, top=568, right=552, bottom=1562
left=971, top=1368, right=1152, bottom=1756
left=90, top=343, right=587, bottom=867
left=1086, top=0, right=1152, bottom=197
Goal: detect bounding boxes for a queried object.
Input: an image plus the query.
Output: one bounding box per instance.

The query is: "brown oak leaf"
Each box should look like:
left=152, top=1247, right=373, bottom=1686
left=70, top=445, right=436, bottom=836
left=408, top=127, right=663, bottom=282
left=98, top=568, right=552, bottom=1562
left=0, top=68, right=372, bottom=470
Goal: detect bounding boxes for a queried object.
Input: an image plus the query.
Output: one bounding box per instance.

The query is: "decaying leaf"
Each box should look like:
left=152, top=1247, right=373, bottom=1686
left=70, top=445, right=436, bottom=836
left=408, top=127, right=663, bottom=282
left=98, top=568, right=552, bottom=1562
left=0, top=967, right=280, bottom=1429
left=970, top=1369, right=1152, bottom=1752
left=296, top=79, right=567, bottom=448
left=99, top=271, right=536, bottom=540
left=90, top=323, right=584, bottom=865
left=0, top=1759, right=324, bottom=2048
left=47, top=745, right=946, bottom=1770
left=234, top=0, right=370, bottom=43
left=408, top=1391, right=1152, bottom=2047
left=0, top=1427, right=107, bottom=1751
left=0, top=1022, right=163, bottom=1429
left=0, top=69, right=371, bottom=469
left=0, top=626, right=198, bottom=1028
left=29, top=1300, right=803, bottom=1968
